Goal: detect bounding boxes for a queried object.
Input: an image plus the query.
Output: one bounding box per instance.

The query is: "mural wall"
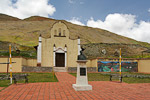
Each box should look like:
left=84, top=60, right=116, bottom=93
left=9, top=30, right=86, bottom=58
left=98, top=61, right=138, bottom=72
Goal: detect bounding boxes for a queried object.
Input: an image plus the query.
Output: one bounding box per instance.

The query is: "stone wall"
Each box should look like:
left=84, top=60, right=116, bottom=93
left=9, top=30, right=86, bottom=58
left=22, top=66, right=53, bottom=72
left=87, top=67, right=97, bottom=72
left=68, top=67, right=97, bottom=72
left=68, top=67, right=77, bottom=72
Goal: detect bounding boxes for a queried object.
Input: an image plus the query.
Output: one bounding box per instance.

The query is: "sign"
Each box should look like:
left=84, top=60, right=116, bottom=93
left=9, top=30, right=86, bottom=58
left=80, top=68, right=86, bottom=76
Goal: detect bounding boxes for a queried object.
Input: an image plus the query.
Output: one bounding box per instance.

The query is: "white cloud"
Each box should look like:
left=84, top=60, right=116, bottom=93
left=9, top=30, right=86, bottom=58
left=68, top=0, right=84, bottom=4
left=87, top=13, right=150, bottom=43
left=68, top=0, right=75, bottom=4
left=68, top=17, right=85, bottom=26
left=148, top=8, right=150, bottom=13
left=0, top=0, right=56, bottom=19
left=80, top=2, right=84, bottom=4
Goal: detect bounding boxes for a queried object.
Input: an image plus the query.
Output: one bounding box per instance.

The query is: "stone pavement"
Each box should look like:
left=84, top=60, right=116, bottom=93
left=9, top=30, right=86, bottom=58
left=0, top=87, right=4, bottom=91
left=0, top=72, right=150, bottom=100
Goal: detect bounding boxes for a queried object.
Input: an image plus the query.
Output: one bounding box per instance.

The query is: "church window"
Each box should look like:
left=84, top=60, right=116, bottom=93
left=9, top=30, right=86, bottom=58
left=63, top=30, right=65, bottom=36
left=59, top=28, right=61, bottom=36
left=54, top=30, right=57, bottom=36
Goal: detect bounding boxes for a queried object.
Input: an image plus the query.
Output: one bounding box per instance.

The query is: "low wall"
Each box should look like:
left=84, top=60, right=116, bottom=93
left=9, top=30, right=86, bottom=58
left=68, top=67, right=97, bottom=72
left=87, top=67, right=97, bottom=72
left=22, top=58, right=37, bottom=67
left=0, top=56, right=150, bottom=73
left=68, top=67, right=77, bottom=72
left=86, top=59, right=97, bottom=68
left=138, top=59, right=150, bottom=73
left=0, top=57, right=22, bottom=72
left=0, top=57, right=37, bottom=72
left=22, top=66, right=53, bottom=72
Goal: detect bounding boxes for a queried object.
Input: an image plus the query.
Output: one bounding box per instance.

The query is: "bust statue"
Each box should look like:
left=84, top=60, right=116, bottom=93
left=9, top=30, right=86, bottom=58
left=77, top=47, right=87, bottom=60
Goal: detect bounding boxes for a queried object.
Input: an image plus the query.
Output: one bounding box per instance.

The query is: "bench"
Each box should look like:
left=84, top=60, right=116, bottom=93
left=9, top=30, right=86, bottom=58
left=110, top=74, right=123, bottom=82
left=13, top=74, right=28, bottom=84
left=0, top=74, right=9, bottom=80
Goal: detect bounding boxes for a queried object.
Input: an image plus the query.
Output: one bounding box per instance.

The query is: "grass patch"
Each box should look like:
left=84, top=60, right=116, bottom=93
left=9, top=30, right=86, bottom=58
left=27, top=73, right=58, bottom=83
left=0, top=51, right=37, bottom=58
left=123, top=77, right=150, bottom=83
left=0, top=80, right=10, bottom=87
left=70, top=73, right=150, bottom=83
left=0, top=73, right=58, bottom=87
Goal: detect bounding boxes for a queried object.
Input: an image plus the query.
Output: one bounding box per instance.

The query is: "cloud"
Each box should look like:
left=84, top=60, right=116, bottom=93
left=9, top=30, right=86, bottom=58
left=0, top=0, right=56, bottom=19
left=68, top=0, right=75, bottom=4
left=68, top=17, right=85, bottom=26
left=80, top=2, right=84, bottom=4
left=68, top=0, right=84, bottom=4
left=148, top=8, right=150, bottom=13
left=87, top=13, right=150, bottom=43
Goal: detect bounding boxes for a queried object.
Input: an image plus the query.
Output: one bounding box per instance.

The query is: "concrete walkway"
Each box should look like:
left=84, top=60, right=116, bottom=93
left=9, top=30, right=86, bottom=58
left=0, top=72, right=150, bottom=100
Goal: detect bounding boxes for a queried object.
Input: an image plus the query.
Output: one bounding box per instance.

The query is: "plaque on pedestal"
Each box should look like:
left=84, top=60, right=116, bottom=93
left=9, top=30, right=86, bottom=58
left=80, top=68, right=86, bottom=76
left=72, top=60, right=92, bottom=91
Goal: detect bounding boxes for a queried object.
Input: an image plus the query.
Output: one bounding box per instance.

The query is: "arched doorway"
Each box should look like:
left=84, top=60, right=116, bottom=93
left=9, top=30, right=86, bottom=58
left=54, top=47, right=67, bottom=67
left=55, top=53, right=65, bottom=67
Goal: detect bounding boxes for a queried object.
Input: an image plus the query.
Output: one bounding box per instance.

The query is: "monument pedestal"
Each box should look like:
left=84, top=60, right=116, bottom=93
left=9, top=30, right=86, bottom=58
left=73, top=84, right=92, bottom=91
left=72, top=60, right=92, bottom=91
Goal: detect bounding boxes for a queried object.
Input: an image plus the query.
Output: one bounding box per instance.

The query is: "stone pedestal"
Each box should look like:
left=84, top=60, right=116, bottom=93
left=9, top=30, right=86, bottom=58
left=72, top=60, right=92, bottom=91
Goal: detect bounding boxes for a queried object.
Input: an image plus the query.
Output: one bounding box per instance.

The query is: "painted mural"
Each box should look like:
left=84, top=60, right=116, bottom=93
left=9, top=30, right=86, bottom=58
left=98, top=61, right=138, bottom=72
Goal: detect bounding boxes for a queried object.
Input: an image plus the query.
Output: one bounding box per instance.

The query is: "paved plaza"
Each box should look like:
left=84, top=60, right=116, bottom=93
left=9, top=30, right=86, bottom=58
left=0, top=72, right=150, bottom=100
left=0, top=87, right=4, bottom=91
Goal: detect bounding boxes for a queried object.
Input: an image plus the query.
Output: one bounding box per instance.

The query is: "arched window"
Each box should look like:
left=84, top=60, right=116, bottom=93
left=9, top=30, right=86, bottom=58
left=59, top=28, right=61, bottom=36
left=54, top=30, right=57, bottom=36
left=63, top=30, right=65, bottom=36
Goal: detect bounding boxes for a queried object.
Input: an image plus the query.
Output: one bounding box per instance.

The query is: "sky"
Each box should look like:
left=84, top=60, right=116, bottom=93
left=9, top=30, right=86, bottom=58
left=0, top=0, right=150, bottom=43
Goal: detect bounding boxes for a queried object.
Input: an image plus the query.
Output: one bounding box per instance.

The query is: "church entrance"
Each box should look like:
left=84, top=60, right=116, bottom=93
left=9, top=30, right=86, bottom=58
left=55, top=53, right=65, bottom=67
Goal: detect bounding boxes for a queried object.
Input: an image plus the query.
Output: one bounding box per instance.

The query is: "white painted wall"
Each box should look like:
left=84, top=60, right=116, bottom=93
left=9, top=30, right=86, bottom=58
left=78, top=37, right=81, bottom=55
left=65, top=45, right=67, bottom=67
left=37, top=36, right=42, bottom=64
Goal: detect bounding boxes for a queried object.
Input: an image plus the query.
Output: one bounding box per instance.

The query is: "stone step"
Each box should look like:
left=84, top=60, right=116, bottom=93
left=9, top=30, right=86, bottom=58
left=53, top=67, right=67, bottom=72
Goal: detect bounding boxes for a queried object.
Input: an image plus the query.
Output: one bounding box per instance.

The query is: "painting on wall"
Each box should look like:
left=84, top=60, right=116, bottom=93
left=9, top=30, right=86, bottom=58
left=98, top=61, right=138, bottom=72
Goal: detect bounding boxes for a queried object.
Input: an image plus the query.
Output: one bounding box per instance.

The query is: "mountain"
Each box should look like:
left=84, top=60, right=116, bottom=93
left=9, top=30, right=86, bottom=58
left=0, top=13, right=21, bottom=21
left=0, top=13, right=150, bottom=58
left=0, top=41, right=33, bottom=51
left=23, top=16, right=55, bottom=21
left=0, top=15, right=144, bottom=46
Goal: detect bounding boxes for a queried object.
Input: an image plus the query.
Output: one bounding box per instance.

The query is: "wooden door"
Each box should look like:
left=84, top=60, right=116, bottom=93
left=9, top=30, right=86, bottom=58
left=56, top=53, right=65, bottom=67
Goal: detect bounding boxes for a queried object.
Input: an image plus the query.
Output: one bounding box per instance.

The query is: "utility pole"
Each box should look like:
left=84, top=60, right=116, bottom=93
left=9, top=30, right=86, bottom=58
left=119, top=48, right=122, bottom=82
left=7, top=57, right=9, bottom=75
left=9, top=44, right=12, bottom=84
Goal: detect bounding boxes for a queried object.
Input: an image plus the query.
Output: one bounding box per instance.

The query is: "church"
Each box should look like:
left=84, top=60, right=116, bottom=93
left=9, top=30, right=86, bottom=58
left=37, top=21, right=81, bottom=72
left=0, top=21, right=149, bottom=73
left=0, top=21, right=97, bottom=73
